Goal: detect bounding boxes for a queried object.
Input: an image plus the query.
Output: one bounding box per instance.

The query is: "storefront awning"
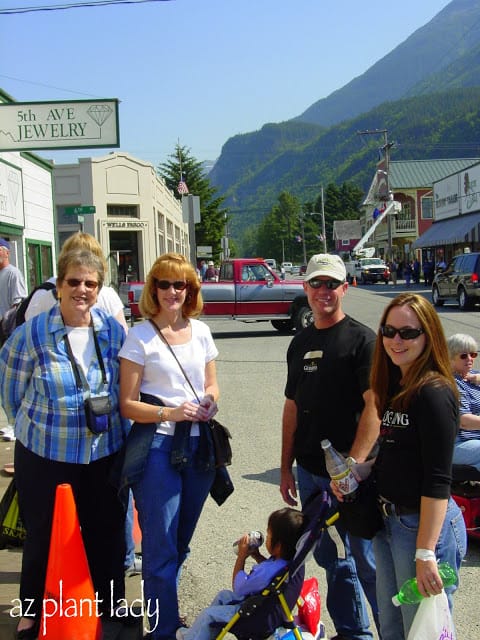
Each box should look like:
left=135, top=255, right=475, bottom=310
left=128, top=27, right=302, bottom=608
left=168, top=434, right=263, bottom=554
left=413, top=212, right=480, bottom=248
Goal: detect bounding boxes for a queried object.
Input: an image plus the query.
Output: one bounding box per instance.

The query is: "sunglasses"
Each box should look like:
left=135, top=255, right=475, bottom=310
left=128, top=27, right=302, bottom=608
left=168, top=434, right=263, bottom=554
left=381, top=325, right=424, bottom=340
left=459, top=352, right=478, bottom=359
left=154, top=279, right=188, bottom=291
left=308, top=279, right=344, bottom=290
left=65, top=278, right=98, bottom=290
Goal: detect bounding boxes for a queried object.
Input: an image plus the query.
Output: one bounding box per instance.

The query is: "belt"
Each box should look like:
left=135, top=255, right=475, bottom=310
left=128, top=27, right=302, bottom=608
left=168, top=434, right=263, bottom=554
left=378, top=496, right=419, bottom=517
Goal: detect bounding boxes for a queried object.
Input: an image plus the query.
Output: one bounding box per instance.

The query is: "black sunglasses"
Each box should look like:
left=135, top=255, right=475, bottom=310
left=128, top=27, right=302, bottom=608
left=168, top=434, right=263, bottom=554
left=459, top=352, right=478, bottom=360
left=308, top=279, right=344, bottom=290
left=381, top=325, right=424, bottom=340
left=65, top=278, right=98, bottom=290
left=154, top=279, right=188, bottom=291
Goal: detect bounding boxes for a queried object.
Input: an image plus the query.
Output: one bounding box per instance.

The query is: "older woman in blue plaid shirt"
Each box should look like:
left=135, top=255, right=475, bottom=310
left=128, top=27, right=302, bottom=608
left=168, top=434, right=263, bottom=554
left=0, top=249, right=129, bottom=639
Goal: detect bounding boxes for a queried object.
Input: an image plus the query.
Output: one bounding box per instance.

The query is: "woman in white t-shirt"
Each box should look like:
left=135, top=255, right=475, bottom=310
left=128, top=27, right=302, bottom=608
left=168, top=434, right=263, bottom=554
left=24, top=232, right=127, bottom=331
left=119, top=252, right=219, bottom=640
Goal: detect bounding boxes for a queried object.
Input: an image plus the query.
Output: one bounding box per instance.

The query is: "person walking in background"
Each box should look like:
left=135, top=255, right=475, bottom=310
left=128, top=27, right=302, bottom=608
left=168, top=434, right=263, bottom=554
left=0, top=249, right=129, bottom=639
left=119, top=252, right=219, bottom=640
left=279, top=253, right=380, bottom=640
left=369, top=294, right=467, bottom=639
left=204, top=261, right=217, bottom=281
left=176, top=507, right=305, bottom=640
left=403, top=261, right=413, bottom=287
left=0, top=238, right=27, bottom=442
left=447, top=333, right=480, bottom=471
left=389, top=260, right=398, bottom=286
left=24, top=232, right=128, bottom=331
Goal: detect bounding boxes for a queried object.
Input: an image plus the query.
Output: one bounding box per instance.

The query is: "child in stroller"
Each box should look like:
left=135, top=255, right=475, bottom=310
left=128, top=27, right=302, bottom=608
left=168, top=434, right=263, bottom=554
left=177, top=491, right=333, bottom=640
left=176, top=507, right=305, bottom=640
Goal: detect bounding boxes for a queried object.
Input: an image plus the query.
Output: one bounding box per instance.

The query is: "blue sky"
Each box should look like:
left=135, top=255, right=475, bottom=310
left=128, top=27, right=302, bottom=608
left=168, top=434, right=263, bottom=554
left=1, top=0, right=451, bottom=167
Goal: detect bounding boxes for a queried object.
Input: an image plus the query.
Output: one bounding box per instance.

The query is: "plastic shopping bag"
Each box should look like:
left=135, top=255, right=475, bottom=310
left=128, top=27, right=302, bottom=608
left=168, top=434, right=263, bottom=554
left=407, top=590, right=455, bottom=640
left=297, top=577, right=321, bottom=635
left=0, top=478, right=26, bottom=548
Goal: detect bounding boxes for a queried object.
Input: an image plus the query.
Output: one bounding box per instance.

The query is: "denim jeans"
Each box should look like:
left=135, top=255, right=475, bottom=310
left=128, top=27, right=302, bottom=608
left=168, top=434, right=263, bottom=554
left=133, top=433, right=215, bottom=640
left=124, top=490, right=135, bottom=570
left=372, top=498, right=467, bottom=640
left=182, top=589, right=242, bottom=640
left=297, top=465, right=377, bottom=640
left=452, top=435, right=480, bottom=471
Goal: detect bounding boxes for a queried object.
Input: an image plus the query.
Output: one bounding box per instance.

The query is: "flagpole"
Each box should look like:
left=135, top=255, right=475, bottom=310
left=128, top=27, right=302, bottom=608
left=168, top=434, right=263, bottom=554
left=320, top=187, right=327, bottom=253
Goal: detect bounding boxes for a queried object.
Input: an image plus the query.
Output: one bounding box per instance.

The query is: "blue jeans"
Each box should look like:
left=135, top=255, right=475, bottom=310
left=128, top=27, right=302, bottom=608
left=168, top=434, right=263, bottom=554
left=133, top=433, right=215, bottom=640
left=124, top=490, right=136, bottom=570
left=297, top=465, right=377, bottom=640
left=452, top=435, right=480, bottom=471
left=372, top=498, right=467, bottom=640
left=183, top=589, right=241, bottom=640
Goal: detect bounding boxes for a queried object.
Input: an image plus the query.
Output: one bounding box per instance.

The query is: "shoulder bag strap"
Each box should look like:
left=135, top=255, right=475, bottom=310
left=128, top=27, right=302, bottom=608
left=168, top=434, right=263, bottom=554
left=148, top=318, right=200, bottom=403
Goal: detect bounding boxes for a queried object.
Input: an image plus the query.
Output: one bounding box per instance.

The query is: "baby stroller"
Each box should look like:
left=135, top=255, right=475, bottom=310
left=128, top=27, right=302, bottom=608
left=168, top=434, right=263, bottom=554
left=451, top=463, right=480, bottom=541
left=212, top=491, right=337, bottom=640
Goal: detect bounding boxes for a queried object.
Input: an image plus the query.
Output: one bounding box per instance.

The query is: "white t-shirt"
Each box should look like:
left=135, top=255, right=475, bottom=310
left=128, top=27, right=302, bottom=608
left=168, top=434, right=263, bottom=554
left=118, top=318, right=219, bottom=436
left=24, top=278, right=125, bottom=325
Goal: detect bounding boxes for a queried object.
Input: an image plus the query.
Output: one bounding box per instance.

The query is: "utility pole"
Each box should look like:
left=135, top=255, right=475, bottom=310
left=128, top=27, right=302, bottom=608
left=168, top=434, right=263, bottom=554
left=357, top=129, right=395, bottom=260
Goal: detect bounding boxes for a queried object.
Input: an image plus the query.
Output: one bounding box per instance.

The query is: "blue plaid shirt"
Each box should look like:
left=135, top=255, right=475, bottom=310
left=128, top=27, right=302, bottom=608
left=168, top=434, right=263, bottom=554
left=0, top=304, right=129, bottom=464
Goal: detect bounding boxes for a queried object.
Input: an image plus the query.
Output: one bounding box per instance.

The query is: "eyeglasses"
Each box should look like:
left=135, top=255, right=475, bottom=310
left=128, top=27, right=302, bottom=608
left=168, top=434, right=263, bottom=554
left=459, top=352, right=478, bottom=359
left=308, top=279, right=344, bottom=290
left=381, top=325, right=424, bottom=340
left=154, top=279, right=188, bottom=291
left=65, top=278, right=98, bottom=290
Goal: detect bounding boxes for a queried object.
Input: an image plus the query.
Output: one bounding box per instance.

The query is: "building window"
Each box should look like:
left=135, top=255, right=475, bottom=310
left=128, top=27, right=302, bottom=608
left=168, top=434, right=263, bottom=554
left=341, top=239, right=350, bottom=246
left=107, top=205, right=138, bottom=218
left=421, top=196, right=433, bottom=219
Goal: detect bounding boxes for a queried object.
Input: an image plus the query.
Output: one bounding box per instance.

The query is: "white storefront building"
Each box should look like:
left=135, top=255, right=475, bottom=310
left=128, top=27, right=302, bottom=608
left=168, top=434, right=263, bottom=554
left=53, top=152, right=188, bottom=287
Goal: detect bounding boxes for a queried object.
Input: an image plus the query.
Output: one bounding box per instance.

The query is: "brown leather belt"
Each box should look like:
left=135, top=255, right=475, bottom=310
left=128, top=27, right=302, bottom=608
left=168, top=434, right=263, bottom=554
left=378, top=496, right=419, bottom=517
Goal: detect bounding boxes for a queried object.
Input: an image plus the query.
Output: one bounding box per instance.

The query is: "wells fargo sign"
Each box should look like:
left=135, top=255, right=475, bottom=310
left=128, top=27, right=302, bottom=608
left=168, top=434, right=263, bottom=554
left=0, top=99, right=120, bottom=151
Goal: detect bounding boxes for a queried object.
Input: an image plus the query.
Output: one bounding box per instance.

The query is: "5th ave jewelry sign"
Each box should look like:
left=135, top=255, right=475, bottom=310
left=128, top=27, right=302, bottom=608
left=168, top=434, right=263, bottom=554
left=0, top=99, right=120, bottom=151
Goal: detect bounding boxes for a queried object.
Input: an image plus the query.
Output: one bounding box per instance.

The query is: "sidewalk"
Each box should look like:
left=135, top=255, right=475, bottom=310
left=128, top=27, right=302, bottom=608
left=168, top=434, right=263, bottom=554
left=0, top=408, right=143, bottom=639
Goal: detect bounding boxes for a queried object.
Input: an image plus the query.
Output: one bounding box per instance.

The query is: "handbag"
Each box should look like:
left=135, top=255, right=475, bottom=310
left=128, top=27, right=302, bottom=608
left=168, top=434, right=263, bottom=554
left=209, top=466, right=234, bottom=506
left=209, top=418, right=232, bottom=467
left=407, top=590, right=455, bottom=640
left=84, top=394, right=112, bottom=434
left=0, top=478, right=26, bottom=548
left=336, top=471, right=384, bottom=539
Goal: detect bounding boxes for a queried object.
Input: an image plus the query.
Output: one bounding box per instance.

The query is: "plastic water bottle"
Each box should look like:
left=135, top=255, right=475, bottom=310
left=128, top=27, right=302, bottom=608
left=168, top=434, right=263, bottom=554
left=321, top=439, right=358, bottom=501
left=392, top=562, right=457, bottom=606
left=233, top=530, right=264, bottom=554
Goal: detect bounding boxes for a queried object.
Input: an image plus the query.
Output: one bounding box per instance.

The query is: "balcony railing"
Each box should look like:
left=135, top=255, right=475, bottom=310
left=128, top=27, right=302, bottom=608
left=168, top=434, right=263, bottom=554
left=368, top=216, right=416, bottom=241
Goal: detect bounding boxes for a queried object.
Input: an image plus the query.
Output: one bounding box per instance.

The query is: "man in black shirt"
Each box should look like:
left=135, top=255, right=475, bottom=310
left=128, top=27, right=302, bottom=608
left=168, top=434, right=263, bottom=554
left=280, top=254, right=380, bottom=640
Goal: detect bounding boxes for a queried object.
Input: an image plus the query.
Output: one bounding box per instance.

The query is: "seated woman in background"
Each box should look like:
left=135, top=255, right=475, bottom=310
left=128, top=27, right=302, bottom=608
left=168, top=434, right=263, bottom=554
left=447, top=333, right=480, bottom=471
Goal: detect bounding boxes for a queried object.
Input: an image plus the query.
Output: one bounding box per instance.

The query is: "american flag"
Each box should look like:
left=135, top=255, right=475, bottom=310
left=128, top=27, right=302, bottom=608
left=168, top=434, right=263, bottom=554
left=177, top=174, right=189, bottom=195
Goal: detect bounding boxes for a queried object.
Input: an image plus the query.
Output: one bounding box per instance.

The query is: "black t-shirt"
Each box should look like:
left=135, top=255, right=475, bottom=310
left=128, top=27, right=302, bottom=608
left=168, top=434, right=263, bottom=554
left=285, top=315, right=376, bottom=477
left=375, top=383, right=458, bottom=509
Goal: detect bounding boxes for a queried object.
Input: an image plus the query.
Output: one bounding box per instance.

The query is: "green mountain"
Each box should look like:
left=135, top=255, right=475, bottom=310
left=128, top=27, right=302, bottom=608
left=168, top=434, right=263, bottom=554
left=209, top=0, right=480, bottom=246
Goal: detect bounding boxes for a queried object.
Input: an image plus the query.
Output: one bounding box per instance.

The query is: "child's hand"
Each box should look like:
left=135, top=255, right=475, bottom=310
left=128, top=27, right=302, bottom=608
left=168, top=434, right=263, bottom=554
left=236, top=534, right=251, bottom=558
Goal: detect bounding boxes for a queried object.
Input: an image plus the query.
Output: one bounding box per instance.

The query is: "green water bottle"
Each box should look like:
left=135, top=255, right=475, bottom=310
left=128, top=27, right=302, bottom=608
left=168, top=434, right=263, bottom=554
left=392, top=562, right=457, bottom=606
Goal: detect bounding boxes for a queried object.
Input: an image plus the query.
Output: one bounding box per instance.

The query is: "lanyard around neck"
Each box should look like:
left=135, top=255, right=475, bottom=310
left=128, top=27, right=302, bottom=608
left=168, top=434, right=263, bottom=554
left=63, top=321, right=107, bottom=390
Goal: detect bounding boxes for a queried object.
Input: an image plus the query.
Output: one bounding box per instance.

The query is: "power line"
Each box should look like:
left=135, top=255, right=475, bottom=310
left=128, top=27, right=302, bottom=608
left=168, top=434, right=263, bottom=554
left=0, top=0, right=172, bottom=15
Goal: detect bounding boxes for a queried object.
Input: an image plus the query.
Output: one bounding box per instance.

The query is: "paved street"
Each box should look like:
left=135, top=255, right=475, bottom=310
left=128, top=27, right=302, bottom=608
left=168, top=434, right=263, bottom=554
left=0, top=282, right=479, bottom=638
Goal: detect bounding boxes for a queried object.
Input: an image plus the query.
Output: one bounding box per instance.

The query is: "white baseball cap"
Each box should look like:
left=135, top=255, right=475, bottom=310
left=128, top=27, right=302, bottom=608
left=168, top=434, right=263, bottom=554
left=304, top=254, right=346, bottom=282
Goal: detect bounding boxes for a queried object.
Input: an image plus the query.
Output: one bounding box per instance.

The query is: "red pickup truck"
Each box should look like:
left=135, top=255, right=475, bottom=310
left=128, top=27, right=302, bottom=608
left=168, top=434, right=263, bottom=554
left=201, top=258, right=312, bottom=331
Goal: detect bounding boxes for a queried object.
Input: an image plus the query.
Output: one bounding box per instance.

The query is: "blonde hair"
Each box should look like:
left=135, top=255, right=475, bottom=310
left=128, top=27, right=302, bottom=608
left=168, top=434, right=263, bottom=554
left=57, top=249, right=105, bottom=289
left=60, top=232, right=106, bottom=270
left=371, top=293, right=458, bottom=412
left=139, top=253, right=203, bottom=318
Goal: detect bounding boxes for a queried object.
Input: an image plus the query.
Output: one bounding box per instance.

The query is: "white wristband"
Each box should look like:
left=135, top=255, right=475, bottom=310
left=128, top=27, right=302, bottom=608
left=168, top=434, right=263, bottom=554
left=415, top=548, right=436, bottom=561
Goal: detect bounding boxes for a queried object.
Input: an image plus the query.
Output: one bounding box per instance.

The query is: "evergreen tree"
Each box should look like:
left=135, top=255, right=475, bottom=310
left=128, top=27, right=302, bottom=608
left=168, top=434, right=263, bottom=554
left=158, top=144, right=229, bottom=262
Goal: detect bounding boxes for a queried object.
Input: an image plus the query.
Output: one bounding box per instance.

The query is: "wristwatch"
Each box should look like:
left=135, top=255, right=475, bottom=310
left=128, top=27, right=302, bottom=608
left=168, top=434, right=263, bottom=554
left=157, top=407, right=165, bottom=422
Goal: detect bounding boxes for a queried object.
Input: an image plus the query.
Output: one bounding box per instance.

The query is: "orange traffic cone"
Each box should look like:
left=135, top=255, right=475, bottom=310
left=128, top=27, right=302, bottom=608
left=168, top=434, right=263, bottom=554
left=132, top=499, right=142, bottom=546
left=40, top=483, right=102, bottom=639
left=352, top=276, right=357, bottom=286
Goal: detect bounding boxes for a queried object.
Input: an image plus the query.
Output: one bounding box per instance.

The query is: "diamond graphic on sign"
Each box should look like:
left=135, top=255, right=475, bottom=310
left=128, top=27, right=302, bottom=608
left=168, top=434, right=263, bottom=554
left=87, top=104, right=113, bottom=127
left=8, top=170, right=20, bottom=204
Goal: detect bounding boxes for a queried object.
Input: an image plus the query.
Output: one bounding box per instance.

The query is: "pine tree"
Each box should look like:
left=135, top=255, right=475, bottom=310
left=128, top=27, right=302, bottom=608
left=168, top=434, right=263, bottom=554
left=157, top=144, right=229, bottom=262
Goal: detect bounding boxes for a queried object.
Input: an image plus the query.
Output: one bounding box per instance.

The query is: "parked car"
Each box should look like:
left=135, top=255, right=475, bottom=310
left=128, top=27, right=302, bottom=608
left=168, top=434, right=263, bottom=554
left=281, top=261, right=293, bottom=274
left=432, top=252, right=480, bottom=310
left=300, top=264, right=307, bottom=275
left=119, top=281, right=145, bottom=320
